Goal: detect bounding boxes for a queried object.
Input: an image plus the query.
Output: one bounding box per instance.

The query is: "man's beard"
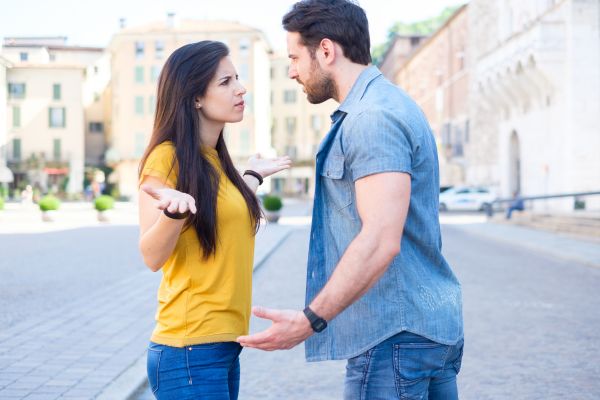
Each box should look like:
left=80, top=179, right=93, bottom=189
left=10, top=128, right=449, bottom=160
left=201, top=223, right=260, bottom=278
left=302, top=61, right=336, bottom=104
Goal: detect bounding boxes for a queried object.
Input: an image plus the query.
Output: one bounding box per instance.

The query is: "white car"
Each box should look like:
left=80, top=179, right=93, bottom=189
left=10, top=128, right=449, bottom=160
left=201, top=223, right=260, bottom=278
left=439, top=187, right=496, bottom=212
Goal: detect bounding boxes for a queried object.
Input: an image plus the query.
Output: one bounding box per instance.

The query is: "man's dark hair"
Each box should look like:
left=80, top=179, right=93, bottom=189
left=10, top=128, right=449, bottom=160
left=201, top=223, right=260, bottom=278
left=282, top=0, right=372, bottom=65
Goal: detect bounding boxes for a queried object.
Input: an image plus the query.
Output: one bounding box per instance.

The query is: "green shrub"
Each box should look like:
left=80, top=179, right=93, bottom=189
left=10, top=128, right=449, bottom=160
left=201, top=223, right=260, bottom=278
left=0, top=197, right=4, bottom=210
left=39, top=195, right=61, bottom=211
left=263, top=195, right=283, bottom=212
left=94, top=195, right=115, bottom=211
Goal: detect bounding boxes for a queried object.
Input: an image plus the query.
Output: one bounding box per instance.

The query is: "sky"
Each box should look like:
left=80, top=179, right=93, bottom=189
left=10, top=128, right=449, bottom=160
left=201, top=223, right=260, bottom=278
left=0, top=0, right=466, bottom=52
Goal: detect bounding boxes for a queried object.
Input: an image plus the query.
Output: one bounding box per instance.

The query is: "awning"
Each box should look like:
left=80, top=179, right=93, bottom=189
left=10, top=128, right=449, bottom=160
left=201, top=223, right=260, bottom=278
left=43, top=167, right=69, bottom=175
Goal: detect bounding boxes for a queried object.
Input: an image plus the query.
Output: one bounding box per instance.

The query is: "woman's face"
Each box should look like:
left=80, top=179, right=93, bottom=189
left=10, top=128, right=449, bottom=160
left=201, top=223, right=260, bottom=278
left=197, top=56, right=247, bottom=124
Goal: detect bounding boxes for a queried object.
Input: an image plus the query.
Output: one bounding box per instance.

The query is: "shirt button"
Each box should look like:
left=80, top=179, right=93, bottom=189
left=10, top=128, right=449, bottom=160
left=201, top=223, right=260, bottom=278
left=188, top=347, right=192, bottom=351
left=311, top=272, right=316, bottom=279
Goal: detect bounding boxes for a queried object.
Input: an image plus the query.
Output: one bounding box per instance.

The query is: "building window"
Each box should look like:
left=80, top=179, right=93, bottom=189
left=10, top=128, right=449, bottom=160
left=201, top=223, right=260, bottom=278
left=464, top=120, right=470, bottom=143
left=149, top=96, right=156, bottom=114
left=283, top=90, right=297, bottom=104
left=49, top=53, right=56, bottom=62
left=135, top=66, right=144, bottom=83
left=135, top=96, right=144, bottom=115
left=239, top=64, right=249, bottom=82
left=12, top=106, right=21, bottom=128
left=241, top=129, right=250, bottom=153
left=12, top=139, right=21, bottom=160
left=285, top=145, right=297, bottom=158
left=239, top=38, right=250, bottom=57
left=8, top=83, right=26, bottom=99
left=20, top=52, right=28, bottom=62
left=134, top=133, right=146, bottom=157
left=270, top=67, right=275, bottom=79
left=49, top=107, right=66, bottom=128
left=285, top=117, right=297, bottom=136
left=150, top=65, right=160, bottom=82
left=53, top=83, right=61, bottom=100
left=89, top=122, right=104, bottom=133
left=155, top=40, right=165, bottom=59
left=310, top=115, right=322, bottom=131
left=53, top=138, right=62, bottom=161
left=135, top=41, right=145, bottom=59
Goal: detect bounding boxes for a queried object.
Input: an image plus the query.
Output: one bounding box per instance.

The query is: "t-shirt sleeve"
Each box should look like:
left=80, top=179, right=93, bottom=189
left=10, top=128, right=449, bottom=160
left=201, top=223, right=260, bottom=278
left=139, top=143, right=178, bottom=188
left=343, top=109, right=414, bottom=182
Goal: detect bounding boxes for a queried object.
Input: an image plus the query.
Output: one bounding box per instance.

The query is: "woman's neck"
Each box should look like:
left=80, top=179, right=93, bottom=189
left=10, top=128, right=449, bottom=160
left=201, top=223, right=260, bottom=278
left=198, top=117, right=224, bottom=149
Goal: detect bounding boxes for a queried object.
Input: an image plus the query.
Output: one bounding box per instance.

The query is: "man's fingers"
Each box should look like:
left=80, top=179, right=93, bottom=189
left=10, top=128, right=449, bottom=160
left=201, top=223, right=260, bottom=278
left=252, top=306, right=283, bottom=322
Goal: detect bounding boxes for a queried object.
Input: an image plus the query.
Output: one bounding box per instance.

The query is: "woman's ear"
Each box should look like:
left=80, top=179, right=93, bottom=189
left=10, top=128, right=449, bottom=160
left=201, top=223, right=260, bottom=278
left=194, top=96, right=202, bottom=109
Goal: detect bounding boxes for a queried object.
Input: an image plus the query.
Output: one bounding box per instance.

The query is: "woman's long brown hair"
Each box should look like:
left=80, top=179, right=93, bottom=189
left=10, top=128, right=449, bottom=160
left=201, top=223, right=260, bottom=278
left=139, top=41, right=261, bottom=259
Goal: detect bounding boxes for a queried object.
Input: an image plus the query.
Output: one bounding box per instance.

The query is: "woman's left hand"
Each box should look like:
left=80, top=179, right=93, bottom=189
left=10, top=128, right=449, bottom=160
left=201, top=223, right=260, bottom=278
left=247, top=154, right=292, bottom=178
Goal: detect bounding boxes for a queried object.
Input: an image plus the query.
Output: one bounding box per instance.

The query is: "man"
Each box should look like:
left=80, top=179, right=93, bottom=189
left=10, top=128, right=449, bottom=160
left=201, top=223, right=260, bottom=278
left=237, top=1, right=464, bottom=398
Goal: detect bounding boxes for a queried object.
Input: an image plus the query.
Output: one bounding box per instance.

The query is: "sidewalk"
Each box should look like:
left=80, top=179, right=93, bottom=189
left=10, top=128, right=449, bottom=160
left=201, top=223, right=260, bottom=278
left=441, top=214, right=600, bottom=268
left=0, top=217, right=294, bottom=399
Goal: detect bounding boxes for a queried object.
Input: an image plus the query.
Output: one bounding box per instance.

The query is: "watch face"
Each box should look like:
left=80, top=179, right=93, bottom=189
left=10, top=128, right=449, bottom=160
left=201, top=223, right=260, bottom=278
left=313, top=319, right=327, bottom=332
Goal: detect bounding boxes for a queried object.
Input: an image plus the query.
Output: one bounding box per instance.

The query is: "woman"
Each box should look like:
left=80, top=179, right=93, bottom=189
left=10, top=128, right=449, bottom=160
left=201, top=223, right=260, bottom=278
left=138, top=41, right=291, bottom=399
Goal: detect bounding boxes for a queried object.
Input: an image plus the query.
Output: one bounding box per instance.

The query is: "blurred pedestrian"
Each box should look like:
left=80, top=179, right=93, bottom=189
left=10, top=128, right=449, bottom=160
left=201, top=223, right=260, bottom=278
left=506, top=191, right=525, bottom=219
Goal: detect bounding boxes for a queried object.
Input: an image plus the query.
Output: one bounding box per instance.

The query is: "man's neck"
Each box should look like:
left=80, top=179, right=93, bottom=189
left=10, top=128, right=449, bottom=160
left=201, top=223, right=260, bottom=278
left=333, top=63, right=371, bottom=104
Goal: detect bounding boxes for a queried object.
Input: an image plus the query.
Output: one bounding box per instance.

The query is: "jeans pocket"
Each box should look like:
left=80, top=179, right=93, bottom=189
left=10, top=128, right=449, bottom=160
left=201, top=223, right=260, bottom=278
left=393, top=342, right=449, bottom=400
left=451, top=340, right=464, bottom=374
left=147, top=347, right=162, bottom=394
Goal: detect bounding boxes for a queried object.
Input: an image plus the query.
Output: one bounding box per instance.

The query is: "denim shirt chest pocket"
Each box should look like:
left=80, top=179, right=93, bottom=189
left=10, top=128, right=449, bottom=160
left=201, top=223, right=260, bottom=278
left=320, top=152, right=353, bottom=212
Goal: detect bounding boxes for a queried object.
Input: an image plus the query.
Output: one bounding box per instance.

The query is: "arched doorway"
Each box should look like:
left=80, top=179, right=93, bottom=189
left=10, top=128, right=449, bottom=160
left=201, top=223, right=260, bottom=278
left=509, top=131, right=521, bottom=195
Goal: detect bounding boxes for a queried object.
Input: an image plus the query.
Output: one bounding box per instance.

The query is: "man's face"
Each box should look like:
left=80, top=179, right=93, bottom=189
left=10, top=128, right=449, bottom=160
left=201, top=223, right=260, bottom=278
left=286, top=32, right=335, bottom=104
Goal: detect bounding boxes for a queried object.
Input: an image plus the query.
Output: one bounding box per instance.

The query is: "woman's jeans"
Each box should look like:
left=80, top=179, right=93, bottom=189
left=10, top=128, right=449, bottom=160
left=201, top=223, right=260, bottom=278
left=147, top=341, right=242, bottom=400
left=344, top=331, right=464, bottom=400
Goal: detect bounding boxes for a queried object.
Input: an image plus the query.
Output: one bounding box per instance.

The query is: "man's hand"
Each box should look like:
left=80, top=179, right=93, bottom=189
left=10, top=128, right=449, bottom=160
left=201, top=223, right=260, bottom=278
left=237, top=306, right=313, bottom=351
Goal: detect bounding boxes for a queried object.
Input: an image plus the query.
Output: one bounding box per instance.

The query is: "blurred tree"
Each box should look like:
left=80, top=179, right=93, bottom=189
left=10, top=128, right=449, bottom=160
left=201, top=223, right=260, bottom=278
left=371, top=6, right=460, bottom=66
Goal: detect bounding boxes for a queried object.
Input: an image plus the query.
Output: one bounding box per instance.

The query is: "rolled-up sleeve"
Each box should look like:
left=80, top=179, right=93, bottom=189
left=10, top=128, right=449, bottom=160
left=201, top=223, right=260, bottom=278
left=343, top=109, right=414, bottom=182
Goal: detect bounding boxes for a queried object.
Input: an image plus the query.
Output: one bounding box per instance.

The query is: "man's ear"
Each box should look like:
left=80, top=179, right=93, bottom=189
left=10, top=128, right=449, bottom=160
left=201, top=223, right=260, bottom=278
left=318, top=38, right=336, bottom=65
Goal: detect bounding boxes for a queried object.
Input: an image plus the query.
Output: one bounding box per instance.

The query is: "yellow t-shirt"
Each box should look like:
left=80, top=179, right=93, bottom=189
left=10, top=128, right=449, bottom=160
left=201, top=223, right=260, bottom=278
left=140, top=141, right=255, bottom=347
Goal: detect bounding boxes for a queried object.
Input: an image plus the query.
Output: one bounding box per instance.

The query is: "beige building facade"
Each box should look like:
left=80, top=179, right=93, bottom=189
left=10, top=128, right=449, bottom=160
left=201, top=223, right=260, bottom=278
left=269, top=54, right=337, bottom=196
left=0, top=56, right=12, bottom=186
left=107, top=17, right=272, bottom=198
left=1, top=37, right=108, bottom=195
left=395, top=6, right=469, bottom=187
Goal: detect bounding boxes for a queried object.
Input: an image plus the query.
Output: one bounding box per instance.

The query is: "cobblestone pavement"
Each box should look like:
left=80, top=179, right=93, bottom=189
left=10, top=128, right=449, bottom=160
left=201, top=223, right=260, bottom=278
left=442, top=224, right=600, bottom=399
left=0, top=213, right=292, bottom=399
left=137, top=219, right=600, bottom=400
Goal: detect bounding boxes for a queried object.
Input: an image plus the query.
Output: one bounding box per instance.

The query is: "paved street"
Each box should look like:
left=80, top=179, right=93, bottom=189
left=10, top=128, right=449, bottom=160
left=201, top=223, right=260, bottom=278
left=1, top=200, right=599, bottom=399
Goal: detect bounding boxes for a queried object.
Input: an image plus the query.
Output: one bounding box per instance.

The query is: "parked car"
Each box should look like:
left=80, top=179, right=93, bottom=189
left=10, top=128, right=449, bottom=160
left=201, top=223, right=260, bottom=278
left=439, top=186, right=496, bottom=212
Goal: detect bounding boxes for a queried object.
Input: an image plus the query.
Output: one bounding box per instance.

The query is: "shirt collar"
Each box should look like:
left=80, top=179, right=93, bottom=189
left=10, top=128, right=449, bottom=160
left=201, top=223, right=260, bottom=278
left=336, top=65, right=382, bottom=115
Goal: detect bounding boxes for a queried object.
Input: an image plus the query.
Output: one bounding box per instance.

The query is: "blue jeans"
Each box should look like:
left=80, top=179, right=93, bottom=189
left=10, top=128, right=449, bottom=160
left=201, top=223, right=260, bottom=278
left=344, top=331, right=464, bottom=400
left=147, top=341, right=242, bottom=400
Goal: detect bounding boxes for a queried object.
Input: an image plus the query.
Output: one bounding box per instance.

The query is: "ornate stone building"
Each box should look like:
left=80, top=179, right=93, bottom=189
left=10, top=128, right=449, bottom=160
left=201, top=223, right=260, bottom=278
left=468, top=0, right=600, bottom=210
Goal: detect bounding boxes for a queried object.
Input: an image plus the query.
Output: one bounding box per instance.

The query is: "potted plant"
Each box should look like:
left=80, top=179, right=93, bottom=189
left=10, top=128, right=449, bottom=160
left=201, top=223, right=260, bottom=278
left=39, top=195, right=61, bottom=222
left=263, top=194, right=283, bottom=223
left=94, top=195, right=115, bottom=222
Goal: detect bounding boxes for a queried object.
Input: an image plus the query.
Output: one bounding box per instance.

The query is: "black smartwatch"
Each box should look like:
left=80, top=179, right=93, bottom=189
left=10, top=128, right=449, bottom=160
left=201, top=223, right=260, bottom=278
left=303, top=306, right=327, bottom=333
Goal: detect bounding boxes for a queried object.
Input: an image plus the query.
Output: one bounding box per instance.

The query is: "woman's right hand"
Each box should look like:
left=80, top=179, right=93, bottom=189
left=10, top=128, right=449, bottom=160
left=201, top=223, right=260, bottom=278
left=140, top=184, right=197, bottom=215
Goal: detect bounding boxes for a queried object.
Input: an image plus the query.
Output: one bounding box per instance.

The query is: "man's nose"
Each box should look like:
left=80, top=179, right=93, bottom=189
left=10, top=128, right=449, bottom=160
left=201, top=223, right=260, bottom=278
left=288, top=65, right=298, bottom=80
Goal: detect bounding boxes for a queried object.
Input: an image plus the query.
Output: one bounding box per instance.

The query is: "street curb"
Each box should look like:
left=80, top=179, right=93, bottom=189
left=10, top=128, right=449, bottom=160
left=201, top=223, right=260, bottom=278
left=97, top=350, right=147, bottom=400
left=253, top=226, right=295, bottom=272
left=115, top=225, right=296, bottom=399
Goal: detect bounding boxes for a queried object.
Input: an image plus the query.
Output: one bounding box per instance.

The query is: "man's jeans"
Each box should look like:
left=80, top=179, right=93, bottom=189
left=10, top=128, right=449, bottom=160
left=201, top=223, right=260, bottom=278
left=344, top=331, right=464, bottom=400
left=147, top=341, right=242, bottom=400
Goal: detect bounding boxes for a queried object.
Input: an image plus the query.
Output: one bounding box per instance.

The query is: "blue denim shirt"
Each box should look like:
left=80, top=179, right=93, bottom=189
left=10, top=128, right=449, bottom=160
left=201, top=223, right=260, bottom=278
left=305, top=66, right=463, bottom=361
